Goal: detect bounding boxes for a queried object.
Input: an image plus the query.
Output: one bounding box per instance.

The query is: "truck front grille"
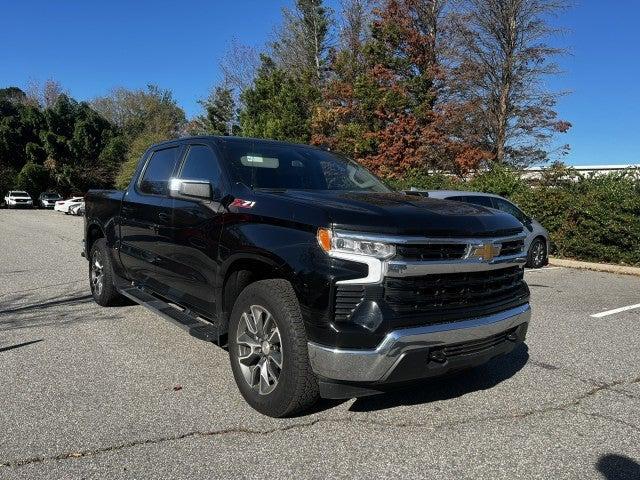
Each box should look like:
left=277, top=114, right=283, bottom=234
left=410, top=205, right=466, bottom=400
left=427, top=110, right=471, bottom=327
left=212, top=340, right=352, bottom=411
left=499, top=238, right=525, bottom=256
left=395, top=243, right=467, bottom=260
left=383, top=266, right=527, bottom=322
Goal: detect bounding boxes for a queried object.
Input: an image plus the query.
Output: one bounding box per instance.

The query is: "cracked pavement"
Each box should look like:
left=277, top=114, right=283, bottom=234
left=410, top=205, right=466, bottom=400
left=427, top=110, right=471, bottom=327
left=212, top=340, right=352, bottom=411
left=1, top=210, right=639, bottom=479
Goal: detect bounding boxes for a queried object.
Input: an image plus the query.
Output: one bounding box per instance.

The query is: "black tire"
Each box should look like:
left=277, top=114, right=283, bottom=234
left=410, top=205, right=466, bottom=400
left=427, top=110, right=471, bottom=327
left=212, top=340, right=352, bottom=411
left=89, top=238, right=124, bottom=306
left=527, top=237, right=547, bottom=268
left=228, top=279, right=319, bottom=417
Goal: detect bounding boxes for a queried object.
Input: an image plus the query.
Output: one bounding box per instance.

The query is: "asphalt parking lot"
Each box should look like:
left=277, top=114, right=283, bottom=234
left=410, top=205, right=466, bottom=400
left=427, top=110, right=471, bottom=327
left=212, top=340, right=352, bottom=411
left=1, top=210, right=639, bottom=479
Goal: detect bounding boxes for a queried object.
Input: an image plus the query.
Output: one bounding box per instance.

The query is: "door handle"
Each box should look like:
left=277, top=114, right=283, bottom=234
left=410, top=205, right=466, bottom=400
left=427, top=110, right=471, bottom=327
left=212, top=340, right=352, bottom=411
left=158, top=212, right=171, bottom=223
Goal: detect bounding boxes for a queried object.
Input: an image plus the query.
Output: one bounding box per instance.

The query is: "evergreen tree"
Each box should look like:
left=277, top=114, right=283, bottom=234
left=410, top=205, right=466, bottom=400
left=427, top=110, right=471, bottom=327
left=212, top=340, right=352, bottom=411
left=16, top=162, right=50, bottom=199
left=195, top=86, right=237, bottom=136
left=239, top=56, right=317, bottom=143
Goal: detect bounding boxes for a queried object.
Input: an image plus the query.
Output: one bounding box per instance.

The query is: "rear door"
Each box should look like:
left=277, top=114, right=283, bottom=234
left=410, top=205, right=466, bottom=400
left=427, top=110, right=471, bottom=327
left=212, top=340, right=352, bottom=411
left=163, top=142, right=226, bottom=317
left=119, top=144, right=182, bottom=292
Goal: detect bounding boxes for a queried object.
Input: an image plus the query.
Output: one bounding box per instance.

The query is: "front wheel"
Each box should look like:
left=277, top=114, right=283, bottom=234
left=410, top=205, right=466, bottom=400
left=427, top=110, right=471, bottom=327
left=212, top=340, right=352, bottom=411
left=527, top=237, right=547, bottom=268
left=228, top=279, right=319, bottom=417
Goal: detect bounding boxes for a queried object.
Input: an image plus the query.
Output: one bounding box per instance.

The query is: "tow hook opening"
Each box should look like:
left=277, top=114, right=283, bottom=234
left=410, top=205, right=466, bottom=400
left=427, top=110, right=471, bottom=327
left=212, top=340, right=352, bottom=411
left=429, top=349, right=447, bottom=363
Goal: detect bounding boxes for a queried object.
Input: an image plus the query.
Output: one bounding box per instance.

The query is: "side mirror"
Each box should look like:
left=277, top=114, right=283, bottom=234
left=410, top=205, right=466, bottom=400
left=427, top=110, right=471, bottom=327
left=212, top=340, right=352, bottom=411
left=169, top=179, right=212, bottom=201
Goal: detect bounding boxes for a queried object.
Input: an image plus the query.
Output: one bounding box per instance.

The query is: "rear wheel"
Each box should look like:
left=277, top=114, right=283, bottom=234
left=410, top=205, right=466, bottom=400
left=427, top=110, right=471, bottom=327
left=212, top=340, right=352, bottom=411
left=89, top=239, right=124, bottom=306
left=527, top=237, right=547, bottom=268
left=228, top=279, right=319, bottom=417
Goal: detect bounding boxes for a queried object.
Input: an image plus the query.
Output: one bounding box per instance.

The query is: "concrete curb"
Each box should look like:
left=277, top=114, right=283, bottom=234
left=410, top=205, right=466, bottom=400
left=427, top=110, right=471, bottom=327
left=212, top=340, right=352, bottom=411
left=548, top=257, right=640, bottom=277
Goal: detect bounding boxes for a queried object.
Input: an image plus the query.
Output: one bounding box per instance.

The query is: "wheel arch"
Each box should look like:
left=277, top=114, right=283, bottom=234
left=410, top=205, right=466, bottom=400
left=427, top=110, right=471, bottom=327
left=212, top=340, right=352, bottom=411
left=86, top=221, right=106, bottom=256
left=218, top=254, right=294, bottom=330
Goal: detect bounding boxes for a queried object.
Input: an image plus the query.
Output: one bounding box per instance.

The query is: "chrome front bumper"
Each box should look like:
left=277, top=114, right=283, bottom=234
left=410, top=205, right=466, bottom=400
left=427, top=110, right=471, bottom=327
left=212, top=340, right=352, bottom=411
left=308, top=303, right=531, bottom=383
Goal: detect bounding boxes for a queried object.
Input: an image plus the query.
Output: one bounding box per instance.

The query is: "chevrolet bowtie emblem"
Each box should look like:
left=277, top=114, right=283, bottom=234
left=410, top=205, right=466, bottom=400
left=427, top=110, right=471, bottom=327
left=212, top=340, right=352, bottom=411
left=469, top=243, right=501, bottom=261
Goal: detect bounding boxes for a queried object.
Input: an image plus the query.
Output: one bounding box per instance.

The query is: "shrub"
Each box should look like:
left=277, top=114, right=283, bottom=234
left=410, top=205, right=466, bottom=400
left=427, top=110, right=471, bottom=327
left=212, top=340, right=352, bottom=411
left=385, top=168, right=461, bottom=191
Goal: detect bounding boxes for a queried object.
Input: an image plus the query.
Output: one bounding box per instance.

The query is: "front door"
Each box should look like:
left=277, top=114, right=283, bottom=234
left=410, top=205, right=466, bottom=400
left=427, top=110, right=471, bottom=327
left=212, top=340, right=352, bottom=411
left=163, top=143, right=226, bottom=318
left=119, top=144, right=182, bottom=293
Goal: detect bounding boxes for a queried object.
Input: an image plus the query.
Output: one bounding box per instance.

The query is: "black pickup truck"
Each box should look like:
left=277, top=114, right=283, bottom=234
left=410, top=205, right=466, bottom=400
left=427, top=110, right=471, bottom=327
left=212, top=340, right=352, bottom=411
left=84, top=136, right=531, bottom=417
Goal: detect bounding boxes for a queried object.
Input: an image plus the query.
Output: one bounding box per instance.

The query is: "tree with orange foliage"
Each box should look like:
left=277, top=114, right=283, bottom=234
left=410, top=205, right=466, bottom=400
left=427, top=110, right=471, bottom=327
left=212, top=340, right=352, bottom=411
left=312, top=0, right=490, bottom=177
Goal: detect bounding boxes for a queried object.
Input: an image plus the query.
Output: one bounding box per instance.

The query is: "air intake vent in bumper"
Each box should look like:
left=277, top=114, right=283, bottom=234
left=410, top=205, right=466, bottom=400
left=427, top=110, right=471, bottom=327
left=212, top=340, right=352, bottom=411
left=334, top=285, right=365, bottom=322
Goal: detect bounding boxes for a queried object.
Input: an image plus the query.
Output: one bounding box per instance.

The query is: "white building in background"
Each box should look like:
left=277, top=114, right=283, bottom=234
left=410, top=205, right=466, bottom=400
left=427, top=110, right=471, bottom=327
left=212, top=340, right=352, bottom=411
left=522, top=164, right=640, bottom=181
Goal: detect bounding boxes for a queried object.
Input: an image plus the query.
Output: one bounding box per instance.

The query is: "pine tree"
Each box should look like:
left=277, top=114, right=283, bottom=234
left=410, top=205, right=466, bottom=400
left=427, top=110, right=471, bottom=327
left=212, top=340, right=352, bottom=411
left=239, top=56, right=316, bottom=143
left=197, top=86, right=236, bottom=136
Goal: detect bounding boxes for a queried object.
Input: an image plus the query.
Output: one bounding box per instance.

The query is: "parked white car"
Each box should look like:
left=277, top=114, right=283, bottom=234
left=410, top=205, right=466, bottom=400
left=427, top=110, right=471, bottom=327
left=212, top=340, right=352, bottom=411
left=4, top=191, right=33, bottom=208
left=69, top=202, right=85, bottom=216
left=54, top=196, right=84, bottom=214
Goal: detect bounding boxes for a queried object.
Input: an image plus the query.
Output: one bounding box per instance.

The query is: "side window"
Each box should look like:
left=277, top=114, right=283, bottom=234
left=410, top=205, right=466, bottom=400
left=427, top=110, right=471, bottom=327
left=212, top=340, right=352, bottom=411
left=139, top=147, right=179, bottom=196
left=445, top=195, right=467, bottom=202
left=179, top=145, right=222, bottom=197
left=494, top=198, right=527, bottom=223
left=465, top=195, right=494, bottom=208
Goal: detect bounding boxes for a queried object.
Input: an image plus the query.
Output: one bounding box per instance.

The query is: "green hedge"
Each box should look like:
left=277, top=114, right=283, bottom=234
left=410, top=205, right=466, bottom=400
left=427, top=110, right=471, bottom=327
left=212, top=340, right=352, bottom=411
left=390, top=165, right=640, bottom=266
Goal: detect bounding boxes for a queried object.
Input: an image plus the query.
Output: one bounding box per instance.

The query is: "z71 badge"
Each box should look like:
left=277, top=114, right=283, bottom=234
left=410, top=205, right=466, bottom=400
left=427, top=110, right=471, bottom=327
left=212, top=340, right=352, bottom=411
left=230, top=199, right=256, bottom=208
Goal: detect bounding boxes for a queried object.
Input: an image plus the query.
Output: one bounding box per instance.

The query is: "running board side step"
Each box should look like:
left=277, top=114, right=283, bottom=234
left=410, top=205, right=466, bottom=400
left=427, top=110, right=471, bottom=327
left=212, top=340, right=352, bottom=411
left=119, top=287, right=223, bottom=344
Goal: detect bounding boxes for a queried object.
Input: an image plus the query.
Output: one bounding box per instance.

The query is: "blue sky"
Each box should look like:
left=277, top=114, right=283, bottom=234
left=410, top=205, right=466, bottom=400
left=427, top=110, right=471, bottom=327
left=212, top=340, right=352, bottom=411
left=1, top=0, right=639, bottom=165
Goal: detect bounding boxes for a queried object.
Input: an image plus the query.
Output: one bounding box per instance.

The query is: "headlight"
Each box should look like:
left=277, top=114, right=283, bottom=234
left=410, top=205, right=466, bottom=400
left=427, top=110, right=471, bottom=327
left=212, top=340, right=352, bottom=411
left=317, top=228, right=396, bottom=259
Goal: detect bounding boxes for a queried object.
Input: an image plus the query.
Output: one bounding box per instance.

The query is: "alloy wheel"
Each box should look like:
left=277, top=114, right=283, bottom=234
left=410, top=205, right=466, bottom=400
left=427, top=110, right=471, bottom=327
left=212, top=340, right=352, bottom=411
left=236, top=305, right=283, bottom=395
left=532, top=241, right=545, bottom=266
left=90, top=251, right=104, bottom=297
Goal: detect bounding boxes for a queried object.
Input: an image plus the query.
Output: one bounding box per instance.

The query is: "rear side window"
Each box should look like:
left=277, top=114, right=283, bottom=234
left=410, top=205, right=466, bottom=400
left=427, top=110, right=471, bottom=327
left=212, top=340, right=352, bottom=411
left=464, top=195, right=494, bottom=208
left=139, top=147, right=179, bottom=195
left=178, top=145, right=222, bottom=197
left=494, top=198, right=527, bottom=223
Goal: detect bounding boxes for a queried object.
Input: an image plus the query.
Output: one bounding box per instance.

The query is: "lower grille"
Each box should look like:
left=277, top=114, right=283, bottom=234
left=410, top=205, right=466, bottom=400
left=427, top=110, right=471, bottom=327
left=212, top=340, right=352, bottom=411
left=383, top=266, right=527, bottom=322
left=441, top=328, right=515, bottom=358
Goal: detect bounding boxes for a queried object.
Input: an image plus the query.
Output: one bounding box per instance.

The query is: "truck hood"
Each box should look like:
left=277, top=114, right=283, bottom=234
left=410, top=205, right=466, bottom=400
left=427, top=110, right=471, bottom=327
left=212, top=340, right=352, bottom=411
left=263, top=190, right=523, bottom=237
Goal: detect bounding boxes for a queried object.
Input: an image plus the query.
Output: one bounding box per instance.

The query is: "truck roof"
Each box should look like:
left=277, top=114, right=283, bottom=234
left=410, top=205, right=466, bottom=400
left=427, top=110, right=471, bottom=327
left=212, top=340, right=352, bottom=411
left=151, top=136, right=325, bottom=151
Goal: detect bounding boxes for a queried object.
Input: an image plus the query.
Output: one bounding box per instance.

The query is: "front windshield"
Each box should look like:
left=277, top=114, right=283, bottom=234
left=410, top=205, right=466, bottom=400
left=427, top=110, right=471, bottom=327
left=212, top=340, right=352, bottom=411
left=11, top=191, right=29, bottom=197
left=224, top=142, right=391, bottom=193
left=44, top=193, right=61, bottom=199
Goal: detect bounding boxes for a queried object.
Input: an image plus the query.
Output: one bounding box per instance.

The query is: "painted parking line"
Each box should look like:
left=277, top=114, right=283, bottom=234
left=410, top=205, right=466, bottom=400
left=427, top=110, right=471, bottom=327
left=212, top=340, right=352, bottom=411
left=526, top=266, right=563, bottom=272
left=590, top=303, right=640, bottom=318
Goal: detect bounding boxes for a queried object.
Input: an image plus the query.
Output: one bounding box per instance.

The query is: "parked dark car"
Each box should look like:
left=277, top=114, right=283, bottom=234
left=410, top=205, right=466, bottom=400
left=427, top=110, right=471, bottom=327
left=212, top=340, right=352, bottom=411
left=84, top=136, right=531, bottom=417
left=38, top=192, right=63, bottom=209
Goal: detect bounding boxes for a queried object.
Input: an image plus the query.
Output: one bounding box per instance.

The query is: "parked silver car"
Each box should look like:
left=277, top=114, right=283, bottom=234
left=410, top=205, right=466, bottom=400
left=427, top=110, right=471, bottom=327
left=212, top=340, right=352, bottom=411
left=421, top=190, right=550, bottom=268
